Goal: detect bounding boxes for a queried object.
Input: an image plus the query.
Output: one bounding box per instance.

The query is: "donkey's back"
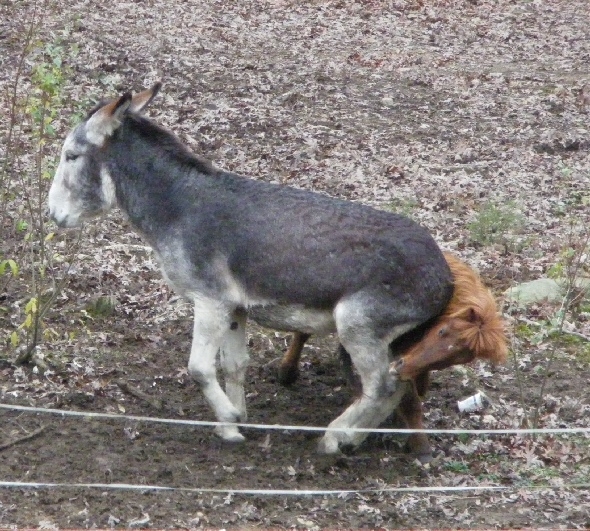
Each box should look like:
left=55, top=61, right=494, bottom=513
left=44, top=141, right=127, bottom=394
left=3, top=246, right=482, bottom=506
left=48, top=83, right=453, bottom=454
left=169, top=169, right=449, bottom=311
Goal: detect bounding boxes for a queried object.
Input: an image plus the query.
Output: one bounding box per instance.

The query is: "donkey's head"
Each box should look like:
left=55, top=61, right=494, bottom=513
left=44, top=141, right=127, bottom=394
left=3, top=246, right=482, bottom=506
left=48, top=83, right=161, bottom=228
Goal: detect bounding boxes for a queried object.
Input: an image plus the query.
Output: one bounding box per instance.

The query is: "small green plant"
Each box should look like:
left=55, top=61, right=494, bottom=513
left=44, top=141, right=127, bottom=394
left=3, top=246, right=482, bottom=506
left=444, top=461, right=470, bottom=474
left=384, top=197, right=420, bottom=219
left=85, top=296, right=119, bottom=319
left=514, top=322, right=536, bottom=340
left=510, top=219, right=590, bottom=429
left=0, top=259, right=19, bottom=279
left=1, top=4, right=82, bottom=365
left=476, top=473, right=501, bottom=482
left=468, top=200, right=525, bottom=250
left=456, top=433, right=471, bottom=444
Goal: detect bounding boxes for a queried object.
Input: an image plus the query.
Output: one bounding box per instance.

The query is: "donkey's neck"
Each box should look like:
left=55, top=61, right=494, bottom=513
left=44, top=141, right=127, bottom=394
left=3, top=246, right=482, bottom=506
left=105, top=118, right=214, bottom=243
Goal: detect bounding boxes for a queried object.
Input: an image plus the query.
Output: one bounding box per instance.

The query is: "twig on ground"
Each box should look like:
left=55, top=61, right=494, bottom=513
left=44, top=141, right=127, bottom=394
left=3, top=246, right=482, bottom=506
left=115, top=379, right=163, bottom=410
left=0, top=425, right=47, bottom=451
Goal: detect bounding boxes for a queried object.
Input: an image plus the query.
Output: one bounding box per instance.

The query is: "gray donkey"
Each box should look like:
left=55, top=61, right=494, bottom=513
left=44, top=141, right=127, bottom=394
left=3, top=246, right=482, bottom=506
left=48, top=83, right=453, bottom=453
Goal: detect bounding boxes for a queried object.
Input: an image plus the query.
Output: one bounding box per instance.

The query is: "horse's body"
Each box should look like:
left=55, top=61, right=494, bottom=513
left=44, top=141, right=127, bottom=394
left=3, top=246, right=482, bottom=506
left=47, top=84, right=453, bottom=453
left=279, top=253, right=507, bottom=459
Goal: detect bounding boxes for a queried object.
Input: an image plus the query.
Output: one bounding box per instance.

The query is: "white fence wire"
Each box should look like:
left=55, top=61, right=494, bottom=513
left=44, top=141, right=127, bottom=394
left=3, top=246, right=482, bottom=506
left=2, top=402, right=590, bottom=434
left=1, top=402, right=589, bottom=496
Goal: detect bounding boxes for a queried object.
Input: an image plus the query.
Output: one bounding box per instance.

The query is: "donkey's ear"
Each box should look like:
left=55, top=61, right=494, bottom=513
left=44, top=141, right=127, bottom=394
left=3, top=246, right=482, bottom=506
left=129, top=82, right=162, bottom=114
left=85, top=92, right=133, bottom=145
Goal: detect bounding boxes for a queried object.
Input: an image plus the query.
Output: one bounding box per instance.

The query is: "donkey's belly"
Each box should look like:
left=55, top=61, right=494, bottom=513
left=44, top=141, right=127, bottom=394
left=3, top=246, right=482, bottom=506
left=249, top=304, right=336, bottom=335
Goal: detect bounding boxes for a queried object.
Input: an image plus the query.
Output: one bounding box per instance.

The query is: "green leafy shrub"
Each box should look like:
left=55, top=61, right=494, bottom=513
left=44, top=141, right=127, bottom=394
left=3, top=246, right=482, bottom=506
left=468, top=200, right=526, bottom=250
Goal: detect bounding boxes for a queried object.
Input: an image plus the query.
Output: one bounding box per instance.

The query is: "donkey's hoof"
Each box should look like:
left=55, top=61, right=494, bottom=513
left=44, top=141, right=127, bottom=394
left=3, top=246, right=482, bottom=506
left=215, top=425, right=245, bottom=443
left=277, top=365, right=299, bottom=386
left=317, top=434, right=341, bottom=455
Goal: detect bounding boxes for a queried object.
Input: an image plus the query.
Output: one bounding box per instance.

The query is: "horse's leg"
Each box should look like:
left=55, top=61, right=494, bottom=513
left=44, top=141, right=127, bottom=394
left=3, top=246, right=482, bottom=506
left=281, top=338, right=361, bottom=390
left=413, top=371, right=430, bottom=398
left=220, top=308, right=249, bottom=421
left=396, top=379, right=432, bottom=463
left=278, top=332, right=311, bottom=386
left=318, top=300, right=413, bottom=453
left=188, top=298, right=244, bottom=443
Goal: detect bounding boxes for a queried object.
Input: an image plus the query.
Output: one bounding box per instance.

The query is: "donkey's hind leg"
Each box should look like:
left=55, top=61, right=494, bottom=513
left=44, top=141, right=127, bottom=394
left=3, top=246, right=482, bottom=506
left=220, top=308, right=249, bottom=421
left=318, top=303, right=412, bottom=453
left=188, top=298, right=245, bottom=443
left=318, top=342, right=410, bottom=453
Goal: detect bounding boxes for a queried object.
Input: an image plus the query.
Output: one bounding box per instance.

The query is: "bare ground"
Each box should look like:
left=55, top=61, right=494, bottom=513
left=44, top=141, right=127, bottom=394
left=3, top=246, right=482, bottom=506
left=1, top=0, right=590, bottom=529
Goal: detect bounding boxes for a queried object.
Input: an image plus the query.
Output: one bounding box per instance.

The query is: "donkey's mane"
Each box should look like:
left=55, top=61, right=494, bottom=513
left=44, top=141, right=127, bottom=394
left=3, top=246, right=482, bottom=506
left=86, top=102, right=217, bottom=176
left=442, top=253, right=507, bottom=363
left=132, top=114, right=218, bottom=176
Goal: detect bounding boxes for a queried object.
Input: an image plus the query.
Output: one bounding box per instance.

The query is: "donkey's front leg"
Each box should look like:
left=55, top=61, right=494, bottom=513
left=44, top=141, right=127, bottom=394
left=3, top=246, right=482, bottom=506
left=220, top=307, right=249, bottom=422
left=188, top=298, right=245, bottom=443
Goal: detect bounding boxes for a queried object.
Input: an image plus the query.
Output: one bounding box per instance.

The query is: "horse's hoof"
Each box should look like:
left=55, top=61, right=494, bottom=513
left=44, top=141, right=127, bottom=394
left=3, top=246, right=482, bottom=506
left=415, top=452, right=434, bottom=465
left=277, top=365, right=299, bottom=386
left=405, top=438, right=432, bottom=461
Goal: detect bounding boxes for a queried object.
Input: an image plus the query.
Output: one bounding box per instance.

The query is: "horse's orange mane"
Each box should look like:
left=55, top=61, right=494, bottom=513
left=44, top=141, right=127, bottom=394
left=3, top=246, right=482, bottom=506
left=442, top=253, right=508, bottom=364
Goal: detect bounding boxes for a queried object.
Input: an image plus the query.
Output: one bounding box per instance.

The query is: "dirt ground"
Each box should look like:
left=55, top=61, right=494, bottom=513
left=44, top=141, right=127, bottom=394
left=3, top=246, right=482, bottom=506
left=2, top=0, right=590, bottom=529
left=1, top=320, right=588, bottom=530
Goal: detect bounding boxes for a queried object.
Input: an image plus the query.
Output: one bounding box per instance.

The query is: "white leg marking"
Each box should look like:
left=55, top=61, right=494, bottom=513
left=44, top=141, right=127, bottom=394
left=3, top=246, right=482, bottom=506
left=318, top=372, right=410, bottom=453
left=318, top=301, right=412, bottom=453
left=220, top=309, right=249, bottom=421
left=188, top=297, right=244, bottom=443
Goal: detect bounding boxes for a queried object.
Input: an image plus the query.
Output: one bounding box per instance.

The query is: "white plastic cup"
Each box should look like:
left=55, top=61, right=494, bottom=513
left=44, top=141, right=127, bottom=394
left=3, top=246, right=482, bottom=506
left=457, top=391, right=490, bottom=413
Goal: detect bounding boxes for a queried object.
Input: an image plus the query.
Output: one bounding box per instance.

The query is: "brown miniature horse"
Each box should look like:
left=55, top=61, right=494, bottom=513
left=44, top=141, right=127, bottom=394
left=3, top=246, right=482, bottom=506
left=278, top=253, right=508, bottom=461
left=390, top=252, right=508, bottom=379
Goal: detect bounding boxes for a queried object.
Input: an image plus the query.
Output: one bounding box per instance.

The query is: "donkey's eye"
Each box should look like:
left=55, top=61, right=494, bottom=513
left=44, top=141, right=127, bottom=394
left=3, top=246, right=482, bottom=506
left=438, top=327, right=448, bottom=337
left=65, top=152, right=80, bottom=162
